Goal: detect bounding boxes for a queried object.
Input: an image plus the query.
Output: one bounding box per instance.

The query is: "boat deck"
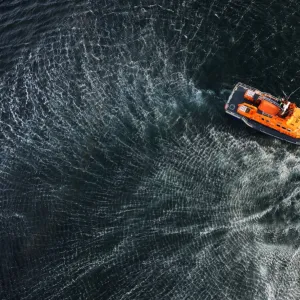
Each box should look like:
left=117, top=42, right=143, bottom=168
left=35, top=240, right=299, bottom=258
left=225, top=83, right=300, bottom=145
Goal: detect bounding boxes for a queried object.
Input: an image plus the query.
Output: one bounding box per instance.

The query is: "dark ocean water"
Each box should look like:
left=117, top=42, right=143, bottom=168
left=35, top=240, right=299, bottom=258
left=1, top=0, right=300, bottom=299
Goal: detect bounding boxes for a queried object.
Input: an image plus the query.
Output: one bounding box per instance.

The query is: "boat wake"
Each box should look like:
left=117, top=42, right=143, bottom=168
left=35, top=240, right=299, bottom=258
left=1, top=1, right=300, bottom=299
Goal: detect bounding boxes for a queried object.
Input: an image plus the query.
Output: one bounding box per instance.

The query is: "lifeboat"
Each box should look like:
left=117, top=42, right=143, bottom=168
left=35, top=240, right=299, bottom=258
left=225, top=82, right=300, bottom=144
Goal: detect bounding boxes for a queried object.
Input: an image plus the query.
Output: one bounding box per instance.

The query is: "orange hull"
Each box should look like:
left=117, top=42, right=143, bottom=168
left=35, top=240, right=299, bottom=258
left=225, top=83, right=300, bottom=144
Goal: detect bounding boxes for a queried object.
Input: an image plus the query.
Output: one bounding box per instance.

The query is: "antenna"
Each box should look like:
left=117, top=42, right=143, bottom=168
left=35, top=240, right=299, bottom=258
left=286, top=86, right=300, bottom=101
left=282, top=90, right=287, bottom=98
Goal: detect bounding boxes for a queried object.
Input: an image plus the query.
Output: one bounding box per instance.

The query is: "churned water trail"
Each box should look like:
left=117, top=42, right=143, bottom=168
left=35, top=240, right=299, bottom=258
left=2, top=0, right=300, bottom=299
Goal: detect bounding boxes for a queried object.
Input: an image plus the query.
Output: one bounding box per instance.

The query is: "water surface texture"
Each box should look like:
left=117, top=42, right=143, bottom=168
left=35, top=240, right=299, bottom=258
left=1, top=1, right=300, bottom=299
